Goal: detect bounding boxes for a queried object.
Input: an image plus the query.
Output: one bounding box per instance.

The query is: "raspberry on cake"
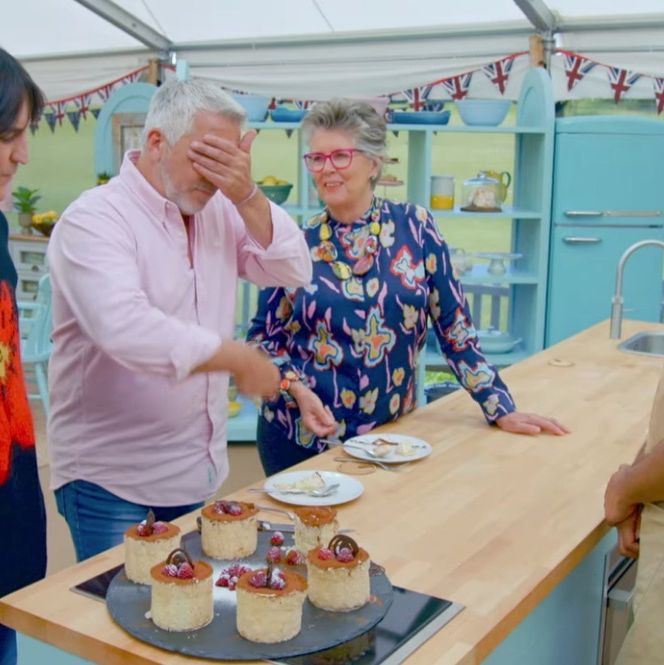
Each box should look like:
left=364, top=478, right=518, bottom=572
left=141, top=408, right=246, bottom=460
left=124, top=509, right=181, bottom=585
left=200, top=500, right=258, bottom=559
left=150, top=548, right=213, bottom=632
left=306, top=535, right=370, bottom=612
left=236, top=558, right=307, bottom=643
left=293, top=506, right=338, bottom=553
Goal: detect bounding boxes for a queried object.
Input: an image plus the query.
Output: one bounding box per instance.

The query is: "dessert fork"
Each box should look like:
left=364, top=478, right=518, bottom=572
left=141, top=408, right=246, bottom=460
left=247, top=483, right=340, bottom=498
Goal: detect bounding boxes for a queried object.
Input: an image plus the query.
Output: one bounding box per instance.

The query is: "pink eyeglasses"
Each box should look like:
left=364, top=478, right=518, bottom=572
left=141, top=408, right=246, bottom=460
left=303, top=148, right=365, bottom=172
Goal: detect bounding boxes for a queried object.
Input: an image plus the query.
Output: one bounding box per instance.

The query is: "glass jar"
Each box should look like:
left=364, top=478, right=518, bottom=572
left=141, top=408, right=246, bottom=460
left=430, top=175, right=455, bottom=210
left=460, top=173, right=502, bottom=212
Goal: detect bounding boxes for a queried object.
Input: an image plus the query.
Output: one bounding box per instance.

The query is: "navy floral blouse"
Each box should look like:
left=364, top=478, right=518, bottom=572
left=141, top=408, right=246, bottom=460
left=247, top=198, right=515, bottom=450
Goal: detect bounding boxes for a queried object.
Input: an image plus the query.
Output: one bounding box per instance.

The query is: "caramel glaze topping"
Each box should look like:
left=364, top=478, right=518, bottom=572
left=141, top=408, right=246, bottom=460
left=294, top=506, right=337, bottom=527
left=237, top=568, right=307, bottom=596
left=150, top=560, right=213, bottom=585
left=201, top=501, right=258, bottom=522
left=124, top=522, right=180, bottom=541
left=307, top=547, right=369, bottom=570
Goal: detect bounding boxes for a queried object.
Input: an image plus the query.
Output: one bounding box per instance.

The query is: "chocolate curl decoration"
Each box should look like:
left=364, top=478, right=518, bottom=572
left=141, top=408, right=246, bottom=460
left=265, top=556, right=274, bottom=589
left=166, top=547, right=194, bottom=568
left=328, top=534, right=359, bottom=558
left=143, top=508, right=156, bottom=535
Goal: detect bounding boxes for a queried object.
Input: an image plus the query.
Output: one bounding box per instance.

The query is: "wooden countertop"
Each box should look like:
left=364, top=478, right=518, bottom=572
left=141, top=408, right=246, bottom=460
left=2, top=320, right=662, bottom=665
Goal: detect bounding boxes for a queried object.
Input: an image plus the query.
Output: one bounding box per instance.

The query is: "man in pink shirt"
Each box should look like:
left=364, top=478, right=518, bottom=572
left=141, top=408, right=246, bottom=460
left=47, top=79, right=312, bottom=561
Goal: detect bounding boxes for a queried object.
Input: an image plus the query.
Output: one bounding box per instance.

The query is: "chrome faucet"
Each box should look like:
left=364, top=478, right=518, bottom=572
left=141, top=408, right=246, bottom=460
left=610, top=239, right=664, bottom=339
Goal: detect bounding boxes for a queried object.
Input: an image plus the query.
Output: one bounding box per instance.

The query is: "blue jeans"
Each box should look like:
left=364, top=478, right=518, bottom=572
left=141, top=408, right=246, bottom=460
left=55, top=480, right=204, bottom=562
left=0, top=625, right=16, bottom=665
left=256, top=415, right=321, bottom=476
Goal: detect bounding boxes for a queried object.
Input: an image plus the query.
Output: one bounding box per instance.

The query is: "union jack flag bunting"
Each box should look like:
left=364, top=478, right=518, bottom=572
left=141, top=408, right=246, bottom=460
left=294, top=100, right=311, bottom=110
left=403, top=84, right=435, bottom=111
left=126, top=69, right=143, bottom=84
left=75, top=94, right=93, bottom=119
left=66, top=110, right=81, bottom=132
left=97, top=82, right=116, bottom=103
left=563, top=53, right=596, bottom=91
left=440, top=73, right=473, bottom=101
left=608, top=67, right=640, bottom=103
left=653, top=78, right=664, bottom=114
left=50, top=102, right=66, bottom=127
left=482, top=57, right=514, bottom=95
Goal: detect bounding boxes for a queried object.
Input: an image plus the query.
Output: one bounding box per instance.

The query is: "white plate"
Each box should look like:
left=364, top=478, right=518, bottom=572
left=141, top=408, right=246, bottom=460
left=263, top=470, right=364, bottom=506
left=343, top=433, right=432, bottom=464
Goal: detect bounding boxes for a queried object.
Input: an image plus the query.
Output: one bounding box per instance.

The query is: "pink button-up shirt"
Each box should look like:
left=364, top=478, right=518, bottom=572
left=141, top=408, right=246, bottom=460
left=47, top=151, right=311, bottom=505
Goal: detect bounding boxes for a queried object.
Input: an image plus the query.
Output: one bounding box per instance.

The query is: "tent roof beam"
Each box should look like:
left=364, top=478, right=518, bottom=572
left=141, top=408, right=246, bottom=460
left=513, top=0, right=558, bottom=33
left=72, top=0, right=172, bottom=52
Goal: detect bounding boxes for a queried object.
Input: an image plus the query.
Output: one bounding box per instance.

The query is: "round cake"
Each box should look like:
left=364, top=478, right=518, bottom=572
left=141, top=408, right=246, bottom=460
left=200, top=500, right=258, bottom=559
left=293, top=506, right=338, bottom=554
left=150, top=548, right=213, bottom=632
left=306, top=535, right=370, bottom=612
left=124, top=510, right=181, bottom=585
left=236, top=566, right=307, bottom=643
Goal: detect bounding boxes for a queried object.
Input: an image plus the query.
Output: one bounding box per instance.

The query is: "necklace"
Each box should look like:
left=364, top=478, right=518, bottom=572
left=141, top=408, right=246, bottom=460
left=316, top=198, right=383, bottom=280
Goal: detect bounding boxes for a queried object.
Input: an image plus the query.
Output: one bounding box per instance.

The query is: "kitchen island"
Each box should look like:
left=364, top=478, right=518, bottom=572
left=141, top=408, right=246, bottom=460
left=1, top=320, right=661, bottom=664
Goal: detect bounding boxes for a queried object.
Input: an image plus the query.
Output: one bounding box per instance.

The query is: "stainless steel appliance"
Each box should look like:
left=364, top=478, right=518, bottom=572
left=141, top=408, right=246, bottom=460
left=598, top=546, right=637, bottom=665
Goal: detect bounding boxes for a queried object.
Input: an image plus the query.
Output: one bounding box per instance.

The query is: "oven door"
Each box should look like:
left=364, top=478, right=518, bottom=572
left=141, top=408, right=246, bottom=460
left=598, top=546, right=637, bottom=665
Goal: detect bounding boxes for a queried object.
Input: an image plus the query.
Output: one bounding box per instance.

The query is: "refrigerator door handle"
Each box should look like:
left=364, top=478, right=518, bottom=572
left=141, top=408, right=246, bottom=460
left=604, top=210, right=663, bottom=218
left=562, top=236, right=602, bottom=245
left=564, top=210, right=603, bottom=218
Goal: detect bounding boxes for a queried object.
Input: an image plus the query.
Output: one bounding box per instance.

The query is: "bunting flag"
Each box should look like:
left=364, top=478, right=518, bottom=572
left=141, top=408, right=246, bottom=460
left=40, top=65, right=150, bottom=132
left=294, top=100, right=311, bottom=110
left=67, top=110, right=81, bottom=132
left=607, top=67, right=641, bottom=103
left=76, top=94, right=93, bottom=119
left=43, top=111, right=56, bottom=133
left=29, top=122, right=39, bottom=136
left=49, top=102, right=66, bottom=127
left=440, top=73, right=473, bottom=100
left=654, top=78, right=664, bottom=115
left=97, top=82, right=116, bottom=103
left=562, top=52, right=597, bottom=91
left=403, top=84, right=435, bottom=111
left=482, top=56, right=514, bottom=95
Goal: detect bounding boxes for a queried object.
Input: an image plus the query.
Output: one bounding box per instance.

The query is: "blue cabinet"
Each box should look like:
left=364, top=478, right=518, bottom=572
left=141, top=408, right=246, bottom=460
left=546, top=117, right=664, bottom=346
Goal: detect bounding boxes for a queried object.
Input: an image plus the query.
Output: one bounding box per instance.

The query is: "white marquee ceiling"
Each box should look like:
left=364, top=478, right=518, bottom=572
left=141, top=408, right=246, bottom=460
left=3, top=0, right=664, bottom=102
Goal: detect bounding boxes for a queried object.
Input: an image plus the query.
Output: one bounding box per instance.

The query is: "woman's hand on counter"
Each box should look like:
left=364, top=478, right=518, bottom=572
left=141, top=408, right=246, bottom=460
left=495, top=411, right=570, bottom=436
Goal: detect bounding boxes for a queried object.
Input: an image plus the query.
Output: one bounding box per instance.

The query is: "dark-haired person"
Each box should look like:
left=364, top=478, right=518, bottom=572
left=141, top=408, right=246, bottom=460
left=0, top=48, right=48, bottom=665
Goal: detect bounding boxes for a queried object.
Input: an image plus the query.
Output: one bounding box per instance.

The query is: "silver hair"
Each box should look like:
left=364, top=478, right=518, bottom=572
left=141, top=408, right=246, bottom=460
left=301, top=99, right=387, bottom=186
left=142, top=78, right=246, bottom=145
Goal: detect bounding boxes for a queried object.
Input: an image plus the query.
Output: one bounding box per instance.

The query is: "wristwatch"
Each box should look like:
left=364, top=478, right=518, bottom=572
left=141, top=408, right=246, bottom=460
left=279, top=369, right=301, bottom=407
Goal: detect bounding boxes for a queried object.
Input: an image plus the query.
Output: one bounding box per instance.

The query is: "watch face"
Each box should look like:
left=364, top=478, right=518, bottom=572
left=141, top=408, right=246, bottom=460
left=284, top=370, right=299, bottom=381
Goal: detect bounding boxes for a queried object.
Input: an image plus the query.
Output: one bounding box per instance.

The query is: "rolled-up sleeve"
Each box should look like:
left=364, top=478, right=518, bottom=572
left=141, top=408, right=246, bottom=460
left=235, top=200, right=312, bottom=288
left=48, top=205, right=221, bottom=381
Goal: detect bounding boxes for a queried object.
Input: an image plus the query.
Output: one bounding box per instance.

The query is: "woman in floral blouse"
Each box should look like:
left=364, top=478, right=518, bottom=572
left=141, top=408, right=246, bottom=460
left=247, top=99, right=567, bottom=475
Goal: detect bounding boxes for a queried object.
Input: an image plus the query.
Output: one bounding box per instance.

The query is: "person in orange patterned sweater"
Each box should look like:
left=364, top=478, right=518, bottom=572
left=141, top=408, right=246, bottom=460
left=0, top=48, right=47, bottom=665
